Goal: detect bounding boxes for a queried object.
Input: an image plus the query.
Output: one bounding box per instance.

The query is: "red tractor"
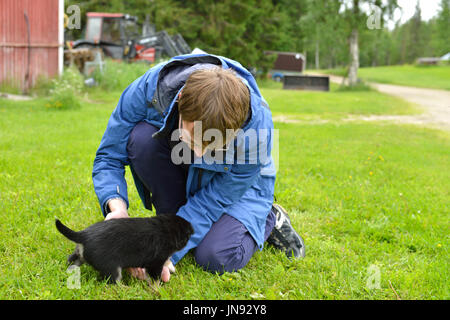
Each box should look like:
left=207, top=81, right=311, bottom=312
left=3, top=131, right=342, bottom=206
left=71, top=12, right=191, bottom=63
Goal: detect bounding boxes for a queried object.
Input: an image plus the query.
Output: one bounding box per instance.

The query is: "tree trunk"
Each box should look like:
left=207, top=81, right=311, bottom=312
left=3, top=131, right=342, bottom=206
left=372, top=37, right=378, bottom=67
left=315, top=40, right=320, bottom=70
left=348, top=29, right=359, bottom=86
left=330, top=47, right=335, bottom=69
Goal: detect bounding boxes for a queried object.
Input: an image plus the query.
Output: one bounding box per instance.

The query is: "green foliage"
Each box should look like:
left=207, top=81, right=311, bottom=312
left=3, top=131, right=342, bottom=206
left=435, top=0, right=450, bottom=56
left=336, top=82, right=373, bottom=92
left=92, top=59, right=151, bottom=92
left=66, top=0, right=284, bottom=71
left=46, top=66, right=84, bottom=110
left=30, top=75, right=55, bottom=97
left=0, top=81, right=22, bottom=95
left=64, top=0, right=449, bottom=72
left=300, top=0, right=348, bottom=69
left=152, top=0, right=287, bottom=71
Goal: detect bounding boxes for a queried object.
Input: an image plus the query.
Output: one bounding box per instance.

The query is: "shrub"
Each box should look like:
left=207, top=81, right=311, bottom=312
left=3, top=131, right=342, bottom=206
left=92, top=59, right=151, bottom=92
left=46, top=65, right=84, bottom=110
left=337, top=80, right=373, bottom=92
left=30, top=75, right=54, bottom=97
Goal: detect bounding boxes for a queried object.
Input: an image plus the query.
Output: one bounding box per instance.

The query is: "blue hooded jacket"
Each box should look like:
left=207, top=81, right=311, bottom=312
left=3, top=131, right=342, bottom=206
left=92, top=54, right=276, bottom=265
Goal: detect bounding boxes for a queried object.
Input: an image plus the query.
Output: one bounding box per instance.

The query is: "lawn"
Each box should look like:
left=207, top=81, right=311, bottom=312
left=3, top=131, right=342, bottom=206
left=0, top=78, right=448, bottom=300
left=319, top=64, right=450, bottom=90
left=261, top=81, right=420, bottom=121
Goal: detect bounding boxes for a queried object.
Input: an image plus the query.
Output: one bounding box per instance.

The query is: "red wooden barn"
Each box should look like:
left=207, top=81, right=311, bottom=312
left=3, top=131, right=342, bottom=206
left=0, top=0, right=64, bottom=93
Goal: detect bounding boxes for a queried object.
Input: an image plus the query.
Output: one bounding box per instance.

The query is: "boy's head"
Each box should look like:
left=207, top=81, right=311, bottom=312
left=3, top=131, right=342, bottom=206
left=178, top=67, right=250, bottom=156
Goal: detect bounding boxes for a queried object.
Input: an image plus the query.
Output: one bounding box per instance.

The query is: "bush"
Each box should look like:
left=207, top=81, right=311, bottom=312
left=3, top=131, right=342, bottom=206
left=30, top=75, right=54, bottom=97
left=46, top=66, right=84, bottom=110
left=0, top=80, right=22, bottom=95
left=336, top=80, right=373, bottom=92
left=92, top=59, right=151, bottom=92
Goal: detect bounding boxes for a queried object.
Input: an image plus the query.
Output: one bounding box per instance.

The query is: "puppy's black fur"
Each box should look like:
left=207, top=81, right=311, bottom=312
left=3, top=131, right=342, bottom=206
left=55, top=215, right=193, bottom=283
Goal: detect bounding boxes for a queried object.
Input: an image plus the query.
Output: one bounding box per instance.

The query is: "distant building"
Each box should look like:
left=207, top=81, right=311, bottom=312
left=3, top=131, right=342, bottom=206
left=416, top=57, right=441, bottom=65
left=416, top=53, right=450, bottom=65
left=440, top=53, right=450, bottom=61
left=264, top=51, right=306, bottom=82
left=0, top=0, right=64, bottom=92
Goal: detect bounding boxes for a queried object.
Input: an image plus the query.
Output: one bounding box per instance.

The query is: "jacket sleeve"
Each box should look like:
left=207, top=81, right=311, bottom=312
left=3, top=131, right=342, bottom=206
left=171, top=162, right=261, bottom=265
left=92, top=74, right=150, bottom=217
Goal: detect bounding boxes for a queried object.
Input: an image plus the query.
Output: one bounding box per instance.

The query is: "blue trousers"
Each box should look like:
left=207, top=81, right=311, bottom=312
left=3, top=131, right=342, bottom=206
left=126, top=122, right=276, bottom=273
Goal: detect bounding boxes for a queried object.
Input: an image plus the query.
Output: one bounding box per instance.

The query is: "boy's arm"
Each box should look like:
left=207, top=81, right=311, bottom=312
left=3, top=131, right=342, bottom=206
left=92, top=74, right=150, bottom=216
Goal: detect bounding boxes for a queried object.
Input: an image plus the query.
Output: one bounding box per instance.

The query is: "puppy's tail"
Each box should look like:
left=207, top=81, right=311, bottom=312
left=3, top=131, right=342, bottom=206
left=55, top=219, right=82, bottom=243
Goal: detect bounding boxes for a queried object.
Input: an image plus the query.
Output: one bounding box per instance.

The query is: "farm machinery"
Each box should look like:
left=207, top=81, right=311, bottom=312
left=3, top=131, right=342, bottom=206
left=65, top=12, right=191, bottom=74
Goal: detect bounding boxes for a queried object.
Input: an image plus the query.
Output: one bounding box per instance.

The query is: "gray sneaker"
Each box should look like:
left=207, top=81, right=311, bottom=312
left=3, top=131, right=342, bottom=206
left=267, top=204, right=306, bottom=258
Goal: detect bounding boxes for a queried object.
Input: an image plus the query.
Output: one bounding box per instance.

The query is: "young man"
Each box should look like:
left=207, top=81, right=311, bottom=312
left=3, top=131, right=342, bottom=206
left=92, top=53, right=305, bottom=282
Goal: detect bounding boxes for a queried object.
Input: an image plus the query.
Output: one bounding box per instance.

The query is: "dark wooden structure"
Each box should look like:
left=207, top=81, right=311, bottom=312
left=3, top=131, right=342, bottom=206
left=283, top=75, right=330, bottom=92
left=265, top=51, right=305, bottom=73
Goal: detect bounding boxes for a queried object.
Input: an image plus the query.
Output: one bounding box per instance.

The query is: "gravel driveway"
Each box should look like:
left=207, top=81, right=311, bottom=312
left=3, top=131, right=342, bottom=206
left=311, top=73, right=450, bottom=130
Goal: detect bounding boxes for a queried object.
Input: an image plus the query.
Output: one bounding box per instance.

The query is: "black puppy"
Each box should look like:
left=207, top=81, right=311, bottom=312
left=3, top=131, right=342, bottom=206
left=55, top=215, right=193, bottom=284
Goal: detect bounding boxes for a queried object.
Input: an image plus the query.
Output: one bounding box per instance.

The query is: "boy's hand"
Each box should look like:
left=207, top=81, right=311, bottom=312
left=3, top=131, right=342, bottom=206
left=161, top=259, right=176, bottom=282
left=105, top=209, right=129, bottom=220
left=105, top=198, right=128, bottom=220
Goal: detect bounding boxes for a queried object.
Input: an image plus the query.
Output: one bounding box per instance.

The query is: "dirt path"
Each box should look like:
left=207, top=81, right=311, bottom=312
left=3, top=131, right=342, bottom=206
left=309, top=73, right=450, bottom=130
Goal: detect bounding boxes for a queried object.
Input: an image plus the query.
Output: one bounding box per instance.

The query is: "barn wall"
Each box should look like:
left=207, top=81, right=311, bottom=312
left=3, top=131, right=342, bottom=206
left=0, top=0, right=62, bottom=92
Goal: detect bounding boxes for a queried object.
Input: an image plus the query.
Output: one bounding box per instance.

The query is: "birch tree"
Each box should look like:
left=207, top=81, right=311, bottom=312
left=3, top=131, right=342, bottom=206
left=340, top=0, right=398, bottom=85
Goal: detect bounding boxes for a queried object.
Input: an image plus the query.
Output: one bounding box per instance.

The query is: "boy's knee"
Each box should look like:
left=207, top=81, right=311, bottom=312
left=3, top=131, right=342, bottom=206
left=127, top=122, right=157, bottom=159
left=194, top=242, right=247, bottom=274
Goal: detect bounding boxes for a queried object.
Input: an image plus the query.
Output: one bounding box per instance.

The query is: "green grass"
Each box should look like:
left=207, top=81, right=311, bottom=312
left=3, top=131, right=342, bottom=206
left=93, top=59, right=152, bottom=91
left=261, top=81, right=420, bottom=121
left=0, top=78, right=448, bottom=300
left=319, top=64, right=450, bottom=91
